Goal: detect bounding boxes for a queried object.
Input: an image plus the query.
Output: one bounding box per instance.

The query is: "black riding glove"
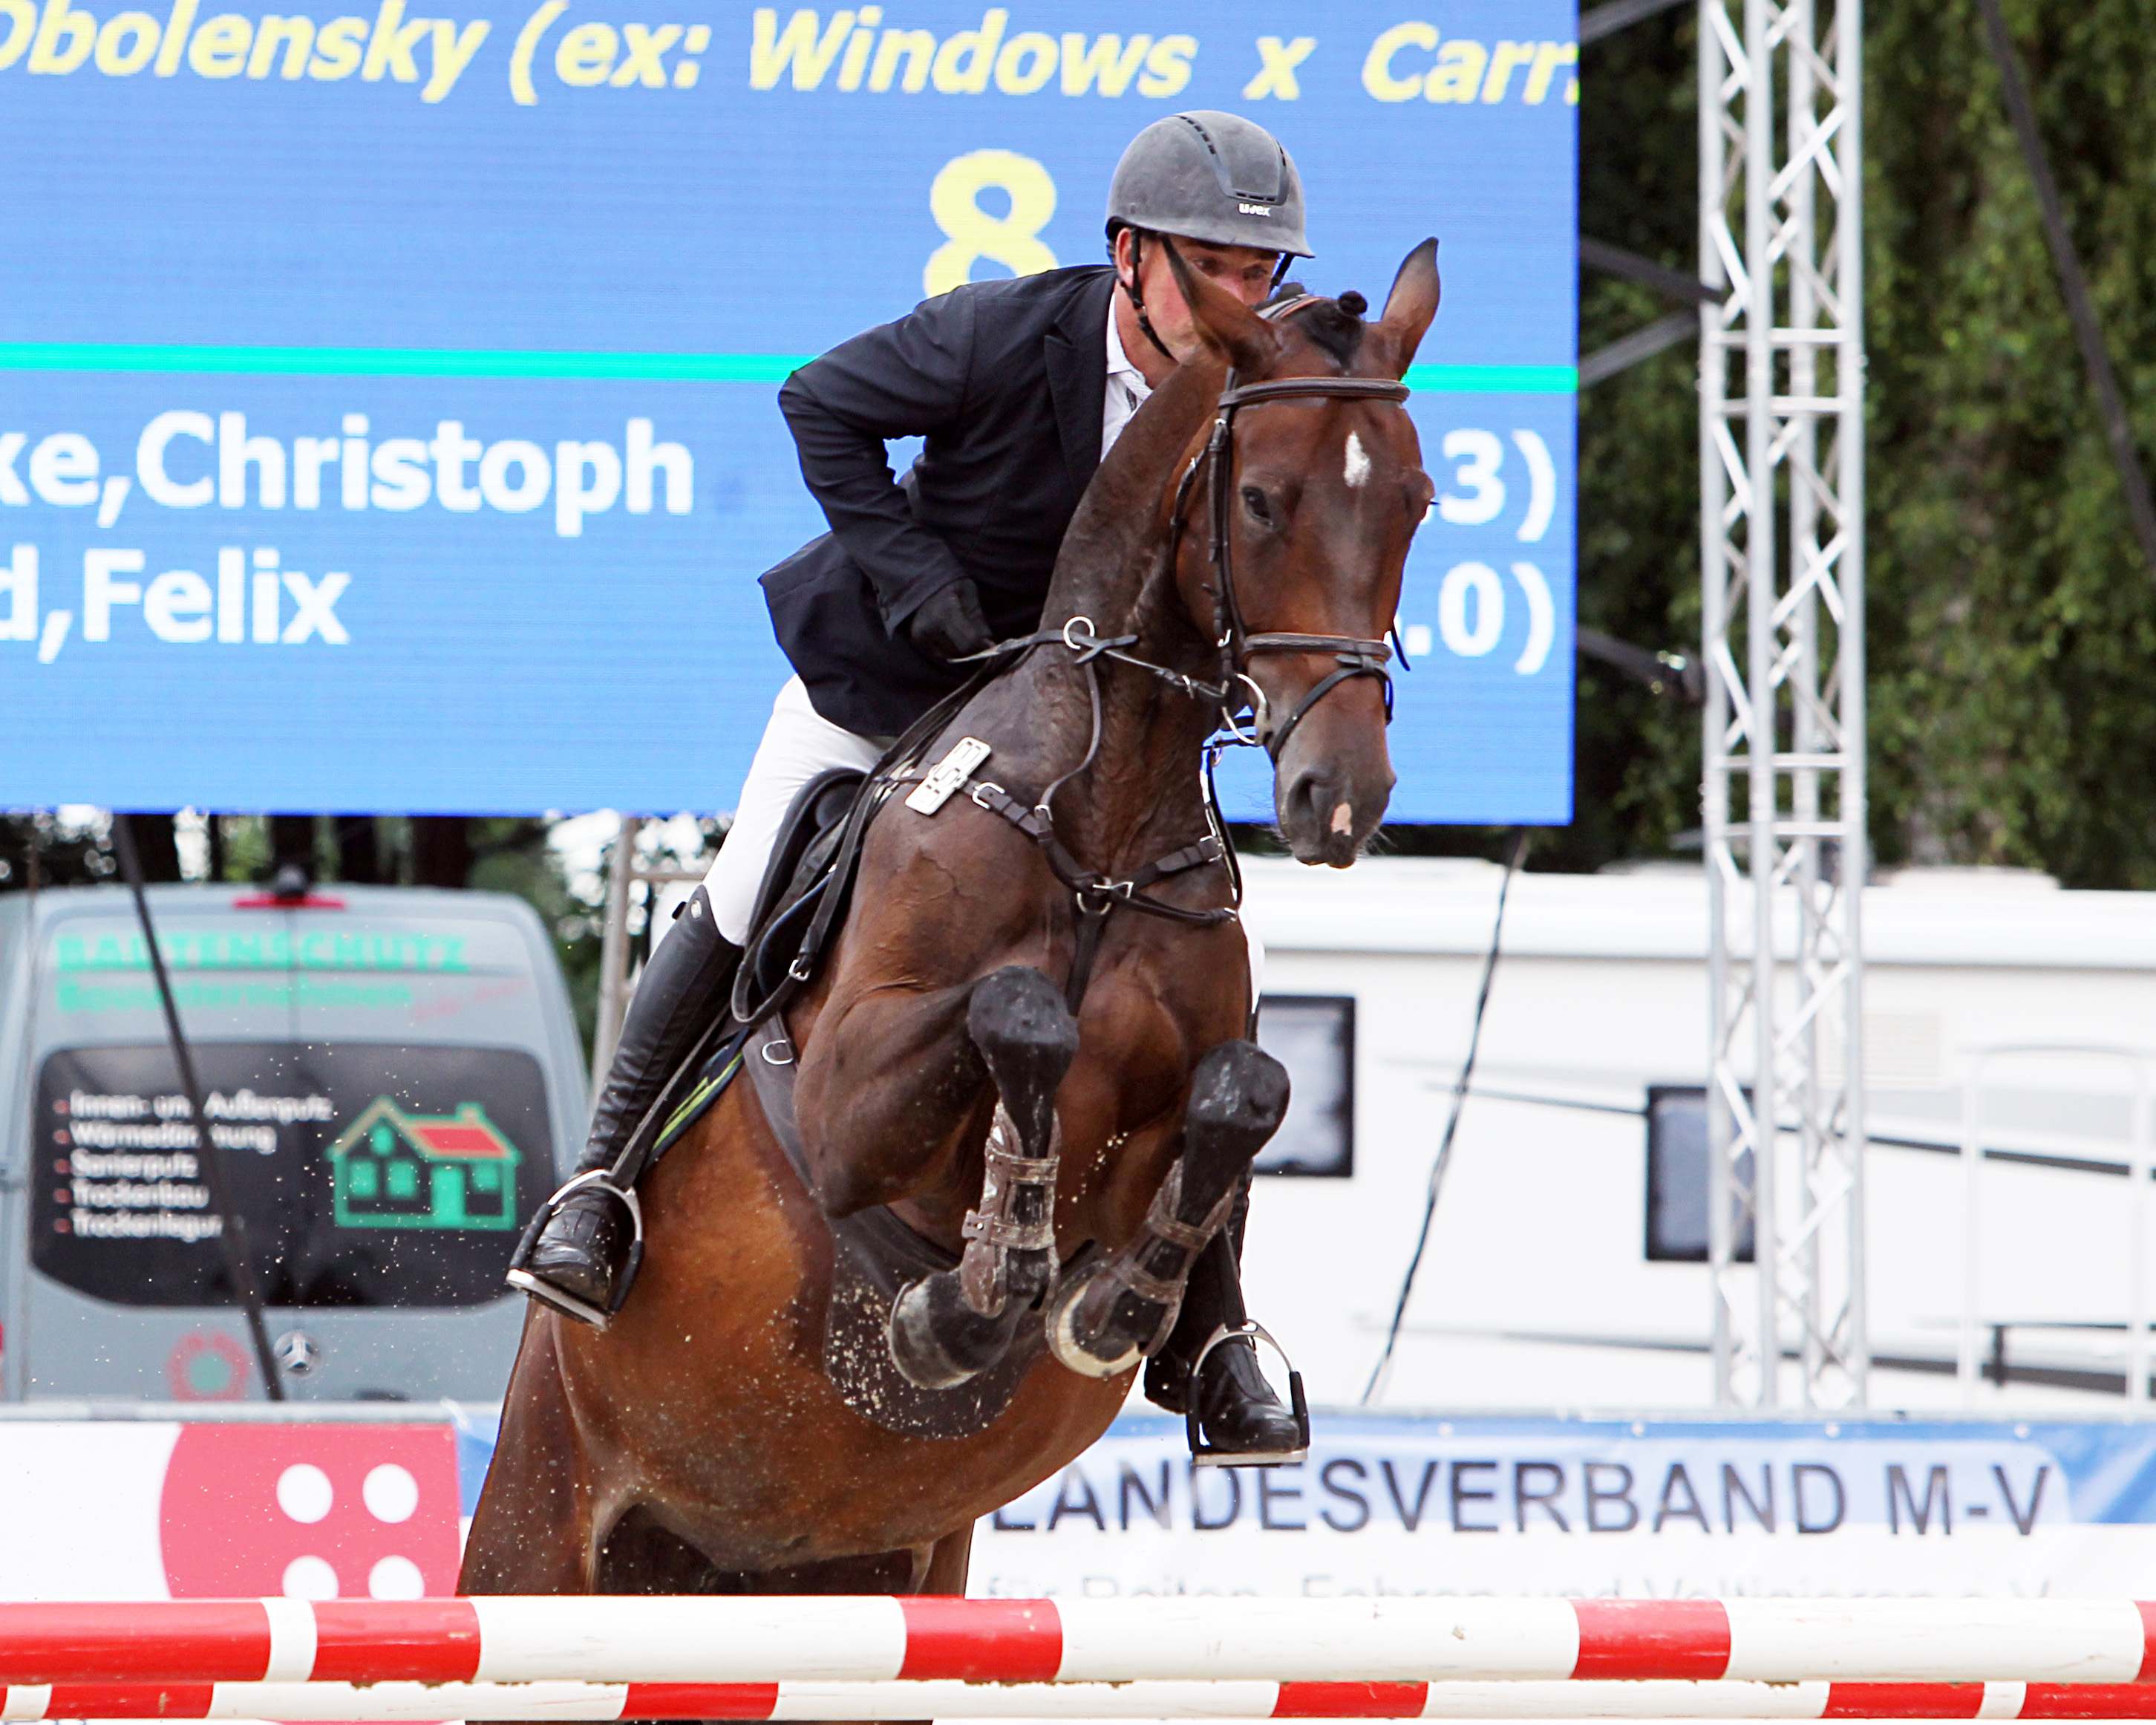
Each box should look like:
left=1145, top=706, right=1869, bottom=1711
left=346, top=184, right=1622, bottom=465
left=907, top=578, right=995, bottom=664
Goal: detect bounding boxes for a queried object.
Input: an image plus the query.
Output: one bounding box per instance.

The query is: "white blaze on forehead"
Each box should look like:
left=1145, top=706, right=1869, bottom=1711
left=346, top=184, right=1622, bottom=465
left=1343, top=431, right=1372, bottom=489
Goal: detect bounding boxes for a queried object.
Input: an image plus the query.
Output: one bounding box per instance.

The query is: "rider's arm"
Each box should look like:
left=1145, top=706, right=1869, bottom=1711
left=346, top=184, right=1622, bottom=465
left=779, top=289, right=978, bottom=635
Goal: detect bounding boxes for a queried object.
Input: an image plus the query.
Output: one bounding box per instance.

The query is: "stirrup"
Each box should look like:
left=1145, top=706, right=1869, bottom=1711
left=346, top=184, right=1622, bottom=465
left=1185, top=1320, right=1310, bottom=1470
left=506, top=1170, right=646, bottom=1332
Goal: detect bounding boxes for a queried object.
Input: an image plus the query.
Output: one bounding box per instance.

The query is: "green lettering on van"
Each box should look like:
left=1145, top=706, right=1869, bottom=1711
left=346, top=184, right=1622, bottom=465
left=53, top=929, right=469, bottom=975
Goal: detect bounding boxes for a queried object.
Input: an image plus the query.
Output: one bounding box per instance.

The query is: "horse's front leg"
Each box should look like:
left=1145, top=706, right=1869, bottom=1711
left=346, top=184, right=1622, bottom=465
left=889, top=965, right=1079, bottom=1389
left=1048, top=1039, right=1288, bottom=1379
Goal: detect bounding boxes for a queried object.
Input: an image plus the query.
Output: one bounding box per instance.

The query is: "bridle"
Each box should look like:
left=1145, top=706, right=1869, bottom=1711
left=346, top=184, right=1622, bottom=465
left=986, top=360, right=1415, bottom=759
left=1177, top=367, right=1411, bottom=760
left=725, top=326, right=1425, bottom=1034
left=915, top=352, right=1415, bottom=1010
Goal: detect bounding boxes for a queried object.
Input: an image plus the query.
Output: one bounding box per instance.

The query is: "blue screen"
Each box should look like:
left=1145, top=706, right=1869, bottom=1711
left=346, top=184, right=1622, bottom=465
left=0, top=0, right=1577, bottom=821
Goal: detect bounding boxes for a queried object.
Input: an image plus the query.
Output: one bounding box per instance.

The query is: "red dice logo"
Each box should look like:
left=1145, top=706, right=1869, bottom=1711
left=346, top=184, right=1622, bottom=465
left=159, top=1424, right=460, bottom=1599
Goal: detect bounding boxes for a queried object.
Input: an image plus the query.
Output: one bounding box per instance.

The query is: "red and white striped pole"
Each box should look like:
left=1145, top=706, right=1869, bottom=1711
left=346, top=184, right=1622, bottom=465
left=0, top=1599, right=2149, bottom=1689
left=0, top=1677, right=2154, bottom=1721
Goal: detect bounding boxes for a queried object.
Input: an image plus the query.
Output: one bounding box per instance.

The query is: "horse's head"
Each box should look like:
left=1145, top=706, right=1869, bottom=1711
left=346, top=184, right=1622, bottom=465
left=1164, top=240, right=1440, bottom=867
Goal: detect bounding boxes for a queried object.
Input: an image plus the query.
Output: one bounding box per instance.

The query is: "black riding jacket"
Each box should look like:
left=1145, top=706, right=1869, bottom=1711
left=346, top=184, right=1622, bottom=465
left=761, top=265, right=1117, bottom=739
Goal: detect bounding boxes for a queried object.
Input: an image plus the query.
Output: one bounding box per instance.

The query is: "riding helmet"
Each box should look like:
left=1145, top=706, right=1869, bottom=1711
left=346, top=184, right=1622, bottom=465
left=1105, top=111, right=1312, bottom=258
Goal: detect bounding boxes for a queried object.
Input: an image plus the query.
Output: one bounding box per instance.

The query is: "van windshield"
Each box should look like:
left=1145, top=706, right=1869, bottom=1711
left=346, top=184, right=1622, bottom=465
left=34, top=1042, right=550, bottom=1308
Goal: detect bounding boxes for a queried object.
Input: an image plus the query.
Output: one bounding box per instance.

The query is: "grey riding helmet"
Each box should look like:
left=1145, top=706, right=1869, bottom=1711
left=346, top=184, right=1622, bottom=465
left=1105, top=111, right=1312, bottom=258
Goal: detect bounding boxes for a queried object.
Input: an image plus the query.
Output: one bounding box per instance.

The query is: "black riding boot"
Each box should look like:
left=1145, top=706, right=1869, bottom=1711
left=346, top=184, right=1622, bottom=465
left=508, top=887, right=742, bottom=1328
left=1143, top=1174, right=1305, bottom=1461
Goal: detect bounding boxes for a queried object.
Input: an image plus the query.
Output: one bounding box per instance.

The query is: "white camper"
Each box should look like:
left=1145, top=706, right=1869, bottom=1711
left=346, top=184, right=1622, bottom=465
left=1239, top=858, right=2156, bottom=1415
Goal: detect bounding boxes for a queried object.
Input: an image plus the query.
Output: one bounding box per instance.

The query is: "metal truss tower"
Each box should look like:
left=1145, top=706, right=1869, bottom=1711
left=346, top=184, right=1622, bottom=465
left=1699, top=0, right=1870, bottom=1406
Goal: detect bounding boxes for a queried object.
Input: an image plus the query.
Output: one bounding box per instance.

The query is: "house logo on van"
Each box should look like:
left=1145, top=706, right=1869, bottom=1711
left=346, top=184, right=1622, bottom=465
left=326, top=1100, right=521, bottom=1230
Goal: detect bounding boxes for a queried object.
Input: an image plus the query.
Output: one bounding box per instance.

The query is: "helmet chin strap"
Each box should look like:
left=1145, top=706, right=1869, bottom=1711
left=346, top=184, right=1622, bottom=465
left=1118, top=231, right=1181, bottom=365
left=1117, top=230, right=1292, bottom=365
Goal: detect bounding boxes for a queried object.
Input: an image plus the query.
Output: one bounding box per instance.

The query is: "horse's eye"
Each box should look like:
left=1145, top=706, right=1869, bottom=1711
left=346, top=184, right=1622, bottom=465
left=1241, top=485, right=1276, bottom=528
left=1405, top=471, right=1434, bottom=524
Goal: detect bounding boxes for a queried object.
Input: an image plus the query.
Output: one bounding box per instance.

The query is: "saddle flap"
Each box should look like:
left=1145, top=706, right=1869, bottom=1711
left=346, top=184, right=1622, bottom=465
left=737, top=766, right=870, bottom=1018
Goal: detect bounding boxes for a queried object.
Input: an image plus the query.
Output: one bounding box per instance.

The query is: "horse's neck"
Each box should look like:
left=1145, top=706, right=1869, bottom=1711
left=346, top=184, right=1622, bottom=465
left=1012, top=362, right=1226, bottom=864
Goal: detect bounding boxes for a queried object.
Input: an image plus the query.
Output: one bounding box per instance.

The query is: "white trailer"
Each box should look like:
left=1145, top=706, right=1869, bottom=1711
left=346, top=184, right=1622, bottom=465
left=1238, top=857, right=2156, bottom=1415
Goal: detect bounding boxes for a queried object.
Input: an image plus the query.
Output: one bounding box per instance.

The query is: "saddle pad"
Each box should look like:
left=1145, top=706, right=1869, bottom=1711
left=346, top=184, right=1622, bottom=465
left=649, top=1027, right=754, bottom=1162
left=742, top=1018, right=1055, bottom=1441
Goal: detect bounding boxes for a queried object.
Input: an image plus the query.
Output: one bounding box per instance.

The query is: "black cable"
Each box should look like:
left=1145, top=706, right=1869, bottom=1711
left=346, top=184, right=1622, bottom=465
left=1361, top=827, right=1531, bottom=1405
left=112, top=815, right=286, bottom=1400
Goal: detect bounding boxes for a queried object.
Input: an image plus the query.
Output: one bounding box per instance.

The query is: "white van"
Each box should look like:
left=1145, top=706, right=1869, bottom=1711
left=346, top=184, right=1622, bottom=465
left=0, top=883, right=584, bottom=1401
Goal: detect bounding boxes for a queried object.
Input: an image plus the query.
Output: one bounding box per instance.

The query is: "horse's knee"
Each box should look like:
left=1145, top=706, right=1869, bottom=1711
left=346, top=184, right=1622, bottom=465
left=1177, top=1040, right=1289, bottom=1223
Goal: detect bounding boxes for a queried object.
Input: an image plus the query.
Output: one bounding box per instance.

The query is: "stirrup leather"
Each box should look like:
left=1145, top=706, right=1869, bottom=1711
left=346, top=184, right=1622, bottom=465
left=1185, top=1320, right=1310, bottom=1470
left=506, top=1170, right=647, bottom=1332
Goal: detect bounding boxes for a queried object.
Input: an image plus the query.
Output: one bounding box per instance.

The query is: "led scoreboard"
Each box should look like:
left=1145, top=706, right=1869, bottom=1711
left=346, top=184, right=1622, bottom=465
left=0, top=1, right=1578, bottom=821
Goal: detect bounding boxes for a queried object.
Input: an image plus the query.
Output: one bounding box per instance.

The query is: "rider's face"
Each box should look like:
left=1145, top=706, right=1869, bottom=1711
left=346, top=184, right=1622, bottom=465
left=1114, top=229, right=1281, bottom=369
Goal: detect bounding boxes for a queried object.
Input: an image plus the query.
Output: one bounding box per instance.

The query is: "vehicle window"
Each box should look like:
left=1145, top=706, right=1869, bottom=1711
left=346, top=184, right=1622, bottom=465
left=1644, top=1085, right=1755, bottom=1262
left=34, top=1042, right=551, bottom=1308
left=1253, top=995, right=1355, bottom=1178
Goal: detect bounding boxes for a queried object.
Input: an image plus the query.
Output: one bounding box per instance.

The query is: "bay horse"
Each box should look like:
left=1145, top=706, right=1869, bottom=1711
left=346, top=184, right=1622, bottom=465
left=461, top=238, right=1440, bottom=1600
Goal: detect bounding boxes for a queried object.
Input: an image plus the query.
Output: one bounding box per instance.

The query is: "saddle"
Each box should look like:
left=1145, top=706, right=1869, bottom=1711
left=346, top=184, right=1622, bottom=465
left=733, top=765, right=872, bottom=1025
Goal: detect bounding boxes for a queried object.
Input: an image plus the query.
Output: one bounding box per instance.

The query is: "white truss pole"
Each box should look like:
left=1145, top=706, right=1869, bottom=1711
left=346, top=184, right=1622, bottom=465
left=1700, top=0, right=1869, bottom=1408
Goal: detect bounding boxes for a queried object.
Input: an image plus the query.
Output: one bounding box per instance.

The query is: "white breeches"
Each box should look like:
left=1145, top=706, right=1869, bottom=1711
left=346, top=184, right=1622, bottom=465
left=705, top=676, right=1264, bottom=997
left=703, top=676, right=890, bottom=944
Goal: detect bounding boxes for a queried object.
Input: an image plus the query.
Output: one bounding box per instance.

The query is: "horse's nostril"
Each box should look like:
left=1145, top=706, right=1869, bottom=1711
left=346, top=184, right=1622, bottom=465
left=1330, top=801, right=1353, bottom=835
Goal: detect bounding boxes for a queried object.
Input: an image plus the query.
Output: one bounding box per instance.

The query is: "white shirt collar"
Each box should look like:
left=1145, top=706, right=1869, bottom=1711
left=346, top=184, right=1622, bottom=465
left=1100, top=296, right=1154, bottom=461
left=1105, top=297, right=1149, bottom=393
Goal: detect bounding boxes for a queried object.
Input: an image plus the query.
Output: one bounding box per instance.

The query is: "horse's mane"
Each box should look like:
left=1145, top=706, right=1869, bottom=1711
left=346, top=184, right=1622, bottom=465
left=1281, top=290, right=1370, bottom=370
left=1042, top=293, right=1373, bottom=636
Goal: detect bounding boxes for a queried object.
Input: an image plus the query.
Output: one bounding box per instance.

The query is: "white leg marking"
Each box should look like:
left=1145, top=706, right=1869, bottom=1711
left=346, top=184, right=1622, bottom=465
left=1343, top=431, right=1371, bottom=489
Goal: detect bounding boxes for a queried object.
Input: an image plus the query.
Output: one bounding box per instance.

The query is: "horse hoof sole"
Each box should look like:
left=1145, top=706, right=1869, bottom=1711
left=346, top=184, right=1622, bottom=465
left=1046, top=1267, right=1145, bottom=1380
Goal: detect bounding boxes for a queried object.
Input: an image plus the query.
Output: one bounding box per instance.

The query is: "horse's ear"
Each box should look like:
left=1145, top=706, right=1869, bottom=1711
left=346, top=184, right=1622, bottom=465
left=1160, top=238, right=1282, bottom=375
left=1372, top=238, right=1442, bottom=377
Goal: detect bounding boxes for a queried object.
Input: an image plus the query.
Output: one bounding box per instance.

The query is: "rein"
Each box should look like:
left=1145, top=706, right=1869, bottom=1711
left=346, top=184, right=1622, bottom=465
left=941, top=362, right=1415, bottom=1011
left=730, top=351, right=1417, bottom=1031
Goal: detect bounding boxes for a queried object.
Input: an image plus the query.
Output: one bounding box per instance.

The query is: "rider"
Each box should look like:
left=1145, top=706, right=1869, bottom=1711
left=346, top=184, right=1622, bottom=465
left=513, top=111, right=1309, bottom=1461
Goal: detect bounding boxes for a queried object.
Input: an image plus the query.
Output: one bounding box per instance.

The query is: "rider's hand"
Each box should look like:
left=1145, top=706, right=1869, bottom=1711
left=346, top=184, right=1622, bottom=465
left=907, top=578, right=995, bottom=663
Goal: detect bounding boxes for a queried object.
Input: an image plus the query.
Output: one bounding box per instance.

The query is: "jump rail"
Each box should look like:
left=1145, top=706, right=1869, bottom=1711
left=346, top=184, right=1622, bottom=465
left=0, top=1598, right=2153, bottom=1689
left=1, top=1677, right=2155, bottom=1720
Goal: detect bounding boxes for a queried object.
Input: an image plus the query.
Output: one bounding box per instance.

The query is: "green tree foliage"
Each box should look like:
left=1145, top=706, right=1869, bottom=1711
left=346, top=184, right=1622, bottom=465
left=1564, top=0, right=2156, bottom=884
left=1867, top=0, right=2156, bottom=882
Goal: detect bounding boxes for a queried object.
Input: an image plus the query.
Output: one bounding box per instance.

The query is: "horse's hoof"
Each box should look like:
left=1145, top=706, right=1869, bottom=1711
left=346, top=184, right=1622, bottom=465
left=1046, top=1264, right=1149, bottom=1380
left=889, top=1272, right=1026, bottom=1390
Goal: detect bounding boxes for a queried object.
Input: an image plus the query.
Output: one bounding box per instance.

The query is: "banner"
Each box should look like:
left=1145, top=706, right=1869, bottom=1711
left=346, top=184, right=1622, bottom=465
left=0, top=0, right=1577, bottom=821
left=8, top=1411, right=2156, bottom=1602
left=0, top=1420, right=463, bottom=1600
left=966, top=1413, right=2156, bottom=1600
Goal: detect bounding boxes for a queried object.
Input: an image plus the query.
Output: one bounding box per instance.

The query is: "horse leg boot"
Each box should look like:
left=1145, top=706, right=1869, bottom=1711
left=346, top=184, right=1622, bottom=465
left=1144, top=1181, right=1304, bottom=1461
left=889, top=966, right=1079, bottom=1391
left=1048, top=1040, right=1289, bottom=1380
left=508, top=886, right=742, bottom=1328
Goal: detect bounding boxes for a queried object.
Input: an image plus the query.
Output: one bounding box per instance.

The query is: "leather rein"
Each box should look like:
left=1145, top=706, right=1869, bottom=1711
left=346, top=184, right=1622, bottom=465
left=728, top=359, right=1417, bottom=1031
left=944, top=362, right=1415, bottom=1010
